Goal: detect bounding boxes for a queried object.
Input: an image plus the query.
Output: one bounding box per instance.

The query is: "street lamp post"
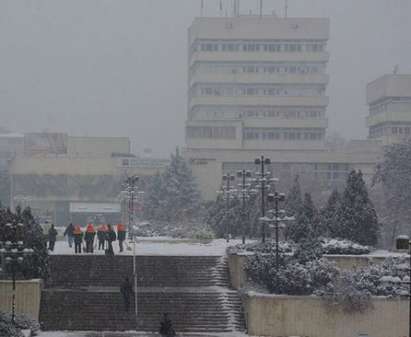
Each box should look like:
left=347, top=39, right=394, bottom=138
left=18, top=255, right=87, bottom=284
left=0, top=223, right=33, bottom=324
left=121, top=175, right=141, bottom=329
left=221, top=173, right=236, bottom=242
left=267, top=192, right=286, bottom=280
left=254, top=156, right=273, bottom=243
left=236, top=170, right=253, bottom=244
left=124, top=176, right=139, bottom=240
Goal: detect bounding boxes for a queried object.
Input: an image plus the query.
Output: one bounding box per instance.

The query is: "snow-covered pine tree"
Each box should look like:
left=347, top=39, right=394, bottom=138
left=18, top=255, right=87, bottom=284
left=287, top=192, right=316, bottom=242
left=333, top=170, right=379, bottom=246
left=374, top=139, right=411, bottom=241
left=284, top=175, right=303, bottom=217
left=143, top=173, right=165, bottom=220
left=159, top=148, right=201, bottom=222
left=320, top=189, right=341, bottom=237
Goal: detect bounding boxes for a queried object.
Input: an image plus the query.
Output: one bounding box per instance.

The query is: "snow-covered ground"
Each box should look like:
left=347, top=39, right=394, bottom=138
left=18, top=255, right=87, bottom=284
left=37, top=331, right=247, bottom=337
left=50, top=238, right=245, bottom=256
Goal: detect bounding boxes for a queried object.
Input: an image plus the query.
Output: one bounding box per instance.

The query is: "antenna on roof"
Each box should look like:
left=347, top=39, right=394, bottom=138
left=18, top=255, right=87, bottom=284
left=259, top=0, right=263, bottom=18
left=200, top=0, right=204, bottom=16
left=285, top=0, right=288, bottom=18
left=393, top=64, right=399, bottom=74
left=219, top=0, right=223, bottom=16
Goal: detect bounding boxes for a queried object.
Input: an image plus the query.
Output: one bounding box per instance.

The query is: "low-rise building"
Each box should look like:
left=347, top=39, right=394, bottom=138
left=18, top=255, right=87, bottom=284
left=8, top=132, right=167, bottom=224
left=367, top=74, right=411, bottom=145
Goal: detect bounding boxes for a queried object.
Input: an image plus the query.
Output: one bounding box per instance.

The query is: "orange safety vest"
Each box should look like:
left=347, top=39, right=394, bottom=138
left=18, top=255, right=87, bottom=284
left=73, top=225, right=82, bottom=235
left=117, top=223, right=126, bottom=232
left=86, top=223, right=95, bottom=233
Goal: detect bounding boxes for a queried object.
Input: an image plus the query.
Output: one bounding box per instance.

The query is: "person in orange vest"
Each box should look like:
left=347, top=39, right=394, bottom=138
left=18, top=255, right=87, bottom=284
left=85, top=223, right=96, bottom=253
left=73, top=225, right=83, bottom=254
left=97, top=224, right=107, bottom=251
left=117, top=223, right=127, bottom=252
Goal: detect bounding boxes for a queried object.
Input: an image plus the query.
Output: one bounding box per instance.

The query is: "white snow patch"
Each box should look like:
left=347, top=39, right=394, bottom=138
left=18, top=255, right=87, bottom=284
left=51, top=238, right=244, bottom=256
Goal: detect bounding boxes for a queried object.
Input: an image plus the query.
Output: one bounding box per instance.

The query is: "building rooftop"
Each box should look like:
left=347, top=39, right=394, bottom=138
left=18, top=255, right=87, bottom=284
left=367, top=74, right=411, bottom=104
left=189, top=16, right=330, bottom=42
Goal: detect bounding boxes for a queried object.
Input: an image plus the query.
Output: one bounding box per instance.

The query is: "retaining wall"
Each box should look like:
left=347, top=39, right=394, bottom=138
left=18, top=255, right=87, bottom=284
left=244, top=293, right=408, bottom=337
left=0, top=279, right=42, bottom=320
left=228, top=253, right=392, bottom=290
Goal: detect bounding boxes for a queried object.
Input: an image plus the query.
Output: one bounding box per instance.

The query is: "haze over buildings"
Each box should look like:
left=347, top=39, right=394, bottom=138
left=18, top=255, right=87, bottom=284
left=1, top=0, right=411, bottom=156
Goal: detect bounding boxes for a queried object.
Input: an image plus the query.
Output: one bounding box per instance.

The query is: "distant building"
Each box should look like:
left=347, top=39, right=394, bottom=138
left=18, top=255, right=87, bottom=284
left=367, top=74, right=411, bottom=145
left=184, top=15, right=381, bottom=200
left=0, top=132, right=24, bottom=206
left=186, top=16, right=330, bottom=153
left=8, top=132, right=167, bottom=224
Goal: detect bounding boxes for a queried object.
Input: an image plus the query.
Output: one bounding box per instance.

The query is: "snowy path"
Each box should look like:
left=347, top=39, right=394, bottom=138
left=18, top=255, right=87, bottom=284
left=38, top=332, right=248, bottom=337
left=50, top=238, right=245, bottom=256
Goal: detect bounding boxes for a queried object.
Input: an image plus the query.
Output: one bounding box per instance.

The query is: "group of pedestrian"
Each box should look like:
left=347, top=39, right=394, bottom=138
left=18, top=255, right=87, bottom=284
left=63, top=222, right=127, bottom=255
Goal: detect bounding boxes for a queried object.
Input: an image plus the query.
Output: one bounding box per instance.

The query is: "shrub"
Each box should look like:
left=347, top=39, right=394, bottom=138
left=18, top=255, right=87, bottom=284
left=0, top=312, right=40, bottom=337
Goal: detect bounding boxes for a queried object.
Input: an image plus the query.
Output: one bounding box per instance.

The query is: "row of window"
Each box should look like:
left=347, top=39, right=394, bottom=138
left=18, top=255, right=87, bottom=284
left=243, top=128, right=324, bottom=141
left=193, top=41, right=325, bottom=53
left=189, top=108, right=325, bottom=121
left=197, top=86, right=325, bottom=97
left=369, top=125, right=411, bottom=138
left=191, top=62, right=325, bottom=77
left=186, top=126, right=236, bottom=139
left=369, top=101, right=411, bottom=116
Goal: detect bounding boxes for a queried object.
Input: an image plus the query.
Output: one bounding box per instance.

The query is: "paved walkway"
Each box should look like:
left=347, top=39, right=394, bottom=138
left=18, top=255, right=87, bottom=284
left=51, top=238, right=246, bottom=256
left=38, top=332, right=248, bottom=337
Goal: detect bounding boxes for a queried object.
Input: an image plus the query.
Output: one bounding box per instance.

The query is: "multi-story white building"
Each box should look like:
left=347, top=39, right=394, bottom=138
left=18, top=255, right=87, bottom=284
left=367, top=74, right=411, bottom=145
left=186, top=16, right=330, bottom=153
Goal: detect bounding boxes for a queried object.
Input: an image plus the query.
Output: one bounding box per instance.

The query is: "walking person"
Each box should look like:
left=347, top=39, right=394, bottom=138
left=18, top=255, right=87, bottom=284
left=64, top=223, right=74, bottom=248
left=73, top=225, right=83, bottom=254
left=97, top=224, right=107, bottom=250
left=48, top=224, right=58, bottom=252
left=117, top=223, right=127, bottom=252
left=85, top=223, right=96, bottom=253
left=120, top=275, right=134, bottom=312
left=105, top=224, right=116, bottom=256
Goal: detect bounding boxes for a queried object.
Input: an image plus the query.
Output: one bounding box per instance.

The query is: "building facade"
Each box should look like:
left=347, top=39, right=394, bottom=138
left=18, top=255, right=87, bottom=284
left=186, top=16, right=330, bottom=153
left=367, top=74, right=411, bottom=145
left=8, top=132, right=167, bottom=224
left=184, top=16, right=382, bottom=201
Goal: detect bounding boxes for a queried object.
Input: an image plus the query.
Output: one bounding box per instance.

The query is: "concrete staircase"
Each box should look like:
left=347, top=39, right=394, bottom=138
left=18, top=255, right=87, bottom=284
left=40, top=255, right=245, bottom=333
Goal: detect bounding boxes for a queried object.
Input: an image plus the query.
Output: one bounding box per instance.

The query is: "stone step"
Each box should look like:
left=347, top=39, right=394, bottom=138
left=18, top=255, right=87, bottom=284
left=42, top=255, right=245, bottom=332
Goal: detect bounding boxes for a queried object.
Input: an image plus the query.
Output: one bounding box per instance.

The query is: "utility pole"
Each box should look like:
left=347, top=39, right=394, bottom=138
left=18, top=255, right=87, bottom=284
left=254, top=155, right=272, bottom=243
left=222, top=173, right=235, bottom=242
left=237, top=170, right=252, bottom=244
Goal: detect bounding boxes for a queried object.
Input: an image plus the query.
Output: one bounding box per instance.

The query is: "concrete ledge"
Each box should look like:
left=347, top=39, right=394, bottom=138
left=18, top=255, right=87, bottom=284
left=227, top=252, right=398, bottom=290
left=0, top=279, right=42, bottom=320
left=244, top=292, right=408, bottom=337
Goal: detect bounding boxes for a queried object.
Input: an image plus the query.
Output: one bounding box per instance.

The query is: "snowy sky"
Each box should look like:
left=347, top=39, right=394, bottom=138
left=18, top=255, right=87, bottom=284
left=1, top=0, right=411, bottom=156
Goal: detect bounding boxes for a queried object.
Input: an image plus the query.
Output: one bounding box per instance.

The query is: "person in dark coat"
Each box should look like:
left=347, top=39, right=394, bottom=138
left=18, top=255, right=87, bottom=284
left=97, top=224, right=107, bottom=250
left=106, top=224, right=116, bottom=256
left=73, top=225, right=83, bottom=254
left=63, top=223, right=74, bottom=248
left=120, top=275, right=134, bottom=312
left=159, top=313, right=176, bottom=337
left=48, top=224, right=58, bottom=251
left=85, top=223, right=96, bottom=253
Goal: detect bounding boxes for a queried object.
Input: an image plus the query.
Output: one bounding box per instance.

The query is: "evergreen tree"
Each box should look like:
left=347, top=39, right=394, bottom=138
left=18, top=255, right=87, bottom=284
left=284, top=175, right=303, bottom=216
left=143, top=173, right=165, bottom=220
left=373, top=139, right=411, bottom=242
left=0, top=206, right=48, bottom=279
left=287, top=192, right=317, bottom=242
left=320, top=189, right=341, bottom=237
left=144, top=148, right=201, bottom=223
left=333, top=170, right=379, bottom=246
